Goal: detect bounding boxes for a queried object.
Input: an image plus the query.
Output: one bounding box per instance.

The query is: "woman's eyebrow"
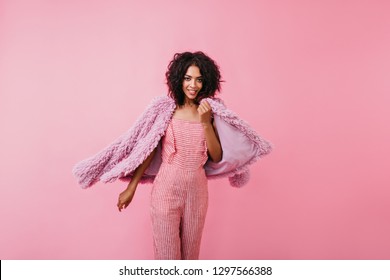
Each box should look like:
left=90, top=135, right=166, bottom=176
left=184, top=74, right=203, bottom=78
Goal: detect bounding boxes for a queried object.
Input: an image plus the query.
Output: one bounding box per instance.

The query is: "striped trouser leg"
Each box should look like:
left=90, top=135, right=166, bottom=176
left=180, top=172, right=208, bottom=260
left=150, top=165, right=208, bottom=260
left=151, top=165, right=183, bottom=259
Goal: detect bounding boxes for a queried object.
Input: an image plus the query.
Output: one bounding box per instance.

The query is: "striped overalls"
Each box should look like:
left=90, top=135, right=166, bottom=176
left=151, top=118, right=208, bottom=260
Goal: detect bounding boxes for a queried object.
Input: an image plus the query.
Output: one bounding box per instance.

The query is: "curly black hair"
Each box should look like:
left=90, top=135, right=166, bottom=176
left=165, top=51, right=223, bottom=106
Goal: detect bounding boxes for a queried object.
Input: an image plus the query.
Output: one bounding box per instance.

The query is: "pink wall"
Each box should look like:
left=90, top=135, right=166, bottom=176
left=1, top=0, right=389, bottom=259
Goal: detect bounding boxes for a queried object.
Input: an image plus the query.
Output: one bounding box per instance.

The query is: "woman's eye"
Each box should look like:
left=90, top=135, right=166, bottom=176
left=197, top=79, right=203, bottom=83
left=185, top=77, right=191, bottom=81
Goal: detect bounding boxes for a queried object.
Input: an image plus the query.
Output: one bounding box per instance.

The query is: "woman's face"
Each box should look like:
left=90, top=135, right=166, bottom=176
left=182, top=65, right=203, bottom=103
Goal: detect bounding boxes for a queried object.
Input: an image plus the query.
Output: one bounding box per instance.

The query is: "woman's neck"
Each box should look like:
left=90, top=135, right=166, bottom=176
left=183, top=99, right=197, bottom=108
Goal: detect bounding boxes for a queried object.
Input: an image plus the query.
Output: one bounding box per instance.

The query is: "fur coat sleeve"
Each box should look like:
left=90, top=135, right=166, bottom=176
left=204, top=98, right=272, bottom=187
left=72, top=96, right=175, bottom=188
left=72, top=96, right=272, bottom=189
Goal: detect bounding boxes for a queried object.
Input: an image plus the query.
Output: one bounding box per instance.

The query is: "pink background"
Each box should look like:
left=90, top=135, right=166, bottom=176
left=1, top=0, right=389, bottom=259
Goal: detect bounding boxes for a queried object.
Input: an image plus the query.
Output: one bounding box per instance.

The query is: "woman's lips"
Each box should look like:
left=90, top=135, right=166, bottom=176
left=188, top=89, right=197, bottom=95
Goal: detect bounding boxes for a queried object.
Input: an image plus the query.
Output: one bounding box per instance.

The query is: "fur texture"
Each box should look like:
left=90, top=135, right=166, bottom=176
left=72, top=96, right=272, bottom=188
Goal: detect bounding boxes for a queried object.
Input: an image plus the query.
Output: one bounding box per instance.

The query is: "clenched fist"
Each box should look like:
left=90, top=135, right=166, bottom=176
left=197, top=100, right=212, bottom=125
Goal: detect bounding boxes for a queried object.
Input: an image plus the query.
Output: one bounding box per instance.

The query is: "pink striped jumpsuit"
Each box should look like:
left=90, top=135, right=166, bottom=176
left=151, top=118, right=209, bottom=260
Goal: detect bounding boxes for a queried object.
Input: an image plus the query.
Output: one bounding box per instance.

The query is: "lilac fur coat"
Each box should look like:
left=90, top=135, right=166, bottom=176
left=72, top=96, right=272, bottom=188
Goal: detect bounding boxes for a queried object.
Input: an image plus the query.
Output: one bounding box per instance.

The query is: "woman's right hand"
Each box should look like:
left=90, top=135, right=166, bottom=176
left=117, top=187, right=136, bottom=212
left=116, top=148, right=157, bottom=212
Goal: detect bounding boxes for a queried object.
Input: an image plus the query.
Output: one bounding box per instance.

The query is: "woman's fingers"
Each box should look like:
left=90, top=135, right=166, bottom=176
left=200, top=100, right=211, bottom=110
left=198, top=102, right=208, bottom=112
left=198, top=104, right=211, bottom=117
left=117, top=200, right=123, bottom=211
left=117, top=189, right=134, bottom=211
left=117, top=194, right=125, bottom=211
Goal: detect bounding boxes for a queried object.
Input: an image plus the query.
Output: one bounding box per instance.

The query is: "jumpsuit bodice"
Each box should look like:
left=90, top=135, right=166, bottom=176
left=161, top=118, right=208, bottom=170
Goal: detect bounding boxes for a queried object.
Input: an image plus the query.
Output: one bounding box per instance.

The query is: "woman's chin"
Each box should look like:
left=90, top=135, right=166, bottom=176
left=185, top=94, right=198, bottom=100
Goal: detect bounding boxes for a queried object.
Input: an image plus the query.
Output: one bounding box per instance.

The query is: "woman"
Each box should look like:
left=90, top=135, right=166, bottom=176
left=73, top=51, right=272, bottom=260
left=118, top=52, right=222, bottom=259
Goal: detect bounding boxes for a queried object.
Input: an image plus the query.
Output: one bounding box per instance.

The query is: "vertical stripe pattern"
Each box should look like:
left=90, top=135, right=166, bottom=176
left=150, top=118, right=208, bottom=260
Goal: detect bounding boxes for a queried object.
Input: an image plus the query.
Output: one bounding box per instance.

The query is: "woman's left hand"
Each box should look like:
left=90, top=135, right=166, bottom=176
left=198, top=100, right=212, bottom=125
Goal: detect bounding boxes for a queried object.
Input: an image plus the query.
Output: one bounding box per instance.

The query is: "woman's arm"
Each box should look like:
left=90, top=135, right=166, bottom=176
left=198, top=101, right=223, bottom=163
left=117, top=147, right=157, bottom=212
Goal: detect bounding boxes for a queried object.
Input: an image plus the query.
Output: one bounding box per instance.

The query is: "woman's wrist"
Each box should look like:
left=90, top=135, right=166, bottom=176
left=126, top=182, right=138, bottom=191
left=201, top=121, right=213, bottom=129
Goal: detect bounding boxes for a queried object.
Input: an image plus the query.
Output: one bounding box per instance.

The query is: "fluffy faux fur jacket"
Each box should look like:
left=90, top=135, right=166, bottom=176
left=72, top=96, right=272, bottom=188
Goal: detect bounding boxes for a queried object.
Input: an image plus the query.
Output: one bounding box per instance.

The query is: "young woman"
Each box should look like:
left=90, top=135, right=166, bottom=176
left=73, top=51, right=272, bottom=260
